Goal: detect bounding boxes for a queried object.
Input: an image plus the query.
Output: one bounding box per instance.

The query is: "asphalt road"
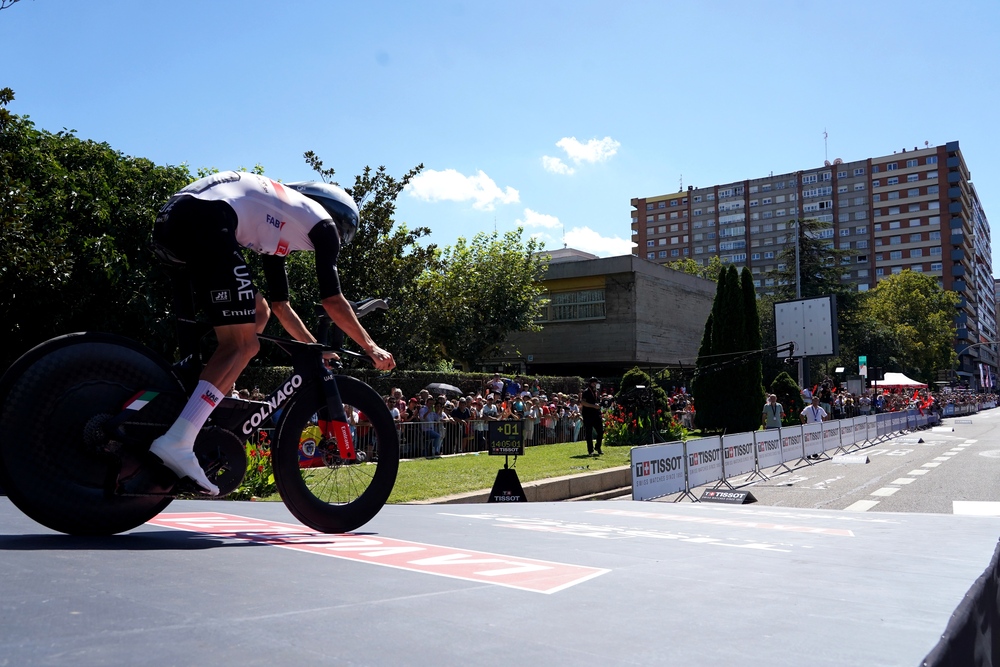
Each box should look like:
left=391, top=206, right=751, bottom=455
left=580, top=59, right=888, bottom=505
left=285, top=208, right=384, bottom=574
left=653, top=410, right=1000, bottom=515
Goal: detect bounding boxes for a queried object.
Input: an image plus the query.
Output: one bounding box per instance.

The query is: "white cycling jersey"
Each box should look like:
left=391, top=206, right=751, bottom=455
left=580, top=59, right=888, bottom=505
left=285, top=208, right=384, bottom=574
left=173, top=171, right=329, bottom=256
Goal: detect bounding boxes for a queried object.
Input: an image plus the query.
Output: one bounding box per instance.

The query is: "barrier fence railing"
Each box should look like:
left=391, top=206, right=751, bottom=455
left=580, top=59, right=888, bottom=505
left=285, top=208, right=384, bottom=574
left=631, top=408, right=952, bottom=502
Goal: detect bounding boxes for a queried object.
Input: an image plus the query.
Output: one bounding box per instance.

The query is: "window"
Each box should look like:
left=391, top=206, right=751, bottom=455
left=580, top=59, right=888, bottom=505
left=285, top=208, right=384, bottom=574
left=838, top=186, right=849, bottom=194
left=802, top=174, right=818, bottom=184
left=764, top=251, right=775, bottom=259
left=873, top=194, right=881, bottom=202
left=856, top=240, right=868, bottom=249
left=929, top=201, right=940, bottom=209
left=855, top=226, right=867, bottom=234
left=890, top=250, right=902, bottom=260
left=543, top=289, right=606, bottom=322
left=751, top=253, right=761, bottom=260
left=887, top=163, right=898, bottom=171
left=907, top=188, right=920, bottom=197
left=670, top=249, right=680, bottom=257
left=670, top=200, right=678, bottom=207
left=670, top=212, right=679, bottom=219
left=658, top=250, right=667, bottom=258
left=855, top=211, right=867, bottom=220
left=888, top=191, right=900, bottom=200
left=854, top=183, right=866, bottom=191
left=646, top=204, right=654, bottom=211
left=927, top=156, right=937, bottom=164
left=838, top=171, right=848, bottom=178
left=657, top=238, right=666, bottom=246
left=646, top=252, right=654, bottom=259
left=927, top=170, right=938, bottom=179
left=657, top=201, right=666, bottom=209
left=889, top=221, right=901, bottom=229
left=907, top=174, right=919, bottom=182
left=858, top=269, right=869, bottom=277
left=887, top=177, right=899, bottom=185
left=657, top=214, right=666, bottom=221
left=854, top=167, right=866, bottom=176
left=822, top=172, right=832, bottom=181
left=906, top=159, right=918, bottom=168
left=670, top=224, right=679, bottom=232
left=876, top=268, right=884, bottom=276
left=911, top=248, right=923, bottom=257
left=840, top=228, right=851, bottom=236
left=891, top=266, right=902, bottom=274
left=694, top=196, right=702, bottom=202
left=647, top=240, right=655, bottom=247
left=930, top=246, right=942, bottom=255
left=646, top=215, right=653, bottom=222
left=889, top=206, right=901, bottom=215
left=909, top=219, right=921, bottom=227
left=930, top=262, right=942, bottom=271
left=927, top=185, right=939, bottom=194
left=929, top=231, right=941, bottom=240
left=908, top=203, right=921, bottom=212
left=890, top=236, right=902, bottom=245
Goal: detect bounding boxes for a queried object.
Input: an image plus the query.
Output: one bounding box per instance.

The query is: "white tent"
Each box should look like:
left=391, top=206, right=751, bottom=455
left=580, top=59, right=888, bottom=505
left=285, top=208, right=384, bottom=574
left=875, top=372, right=927, bottom=389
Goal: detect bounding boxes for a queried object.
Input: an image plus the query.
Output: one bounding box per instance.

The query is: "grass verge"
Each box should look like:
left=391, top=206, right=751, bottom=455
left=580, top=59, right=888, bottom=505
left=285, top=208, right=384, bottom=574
left=387, top=441, right=631, bottom=503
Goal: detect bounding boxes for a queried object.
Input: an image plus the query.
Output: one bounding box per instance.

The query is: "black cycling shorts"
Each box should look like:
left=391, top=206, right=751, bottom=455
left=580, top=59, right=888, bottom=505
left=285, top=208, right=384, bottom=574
left=152, top=196, right=257, bottom=327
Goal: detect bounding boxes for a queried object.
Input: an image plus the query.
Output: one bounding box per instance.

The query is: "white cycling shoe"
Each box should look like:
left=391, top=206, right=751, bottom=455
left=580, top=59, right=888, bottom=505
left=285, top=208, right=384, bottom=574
left=149, top=435, right=220, bottom=496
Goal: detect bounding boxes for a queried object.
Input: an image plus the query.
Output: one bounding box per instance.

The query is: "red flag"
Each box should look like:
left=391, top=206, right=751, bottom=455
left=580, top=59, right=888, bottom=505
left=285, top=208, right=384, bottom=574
left=912, top=389, right=919, bottom=400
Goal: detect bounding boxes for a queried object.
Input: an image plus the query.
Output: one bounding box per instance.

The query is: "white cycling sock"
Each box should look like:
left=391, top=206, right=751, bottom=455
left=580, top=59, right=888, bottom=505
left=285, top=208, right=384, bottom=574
left=149, top=381, right=223, bottom=495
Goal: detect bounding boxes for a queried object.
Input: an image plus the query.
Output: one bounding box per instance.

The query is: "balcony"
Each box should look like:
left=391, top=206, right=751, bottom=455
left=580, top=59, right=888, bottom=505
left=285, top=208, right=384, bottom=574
left=951, top=234, right=965, bottom=246
left=949, top=202, right=963, bottom=214
left=953, top=280, right=968, bottom=291
left=952, top=265, right=966, bottom=277
left=951, top=249, right=966, bottom=261
left=947, top=156, right=961, bottom=168
left=948, top=187, right=963, bottom=199
left=948, top=172, right=962, bottom=184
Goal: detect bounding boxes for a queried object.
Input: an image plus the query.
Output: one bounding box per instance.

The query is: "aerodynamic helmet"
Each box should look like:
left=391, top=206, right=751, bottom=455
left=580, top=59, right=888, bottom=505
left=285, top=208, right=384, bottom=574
left=286, top=181, right=360, bottom=245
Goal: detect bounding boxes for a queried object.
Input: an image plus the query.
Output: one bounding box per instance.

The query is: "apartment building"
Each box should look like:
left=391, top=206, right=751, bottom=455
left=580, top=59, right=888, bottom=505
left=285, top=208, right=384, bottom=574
left=631, top=141, right=996, bottom=389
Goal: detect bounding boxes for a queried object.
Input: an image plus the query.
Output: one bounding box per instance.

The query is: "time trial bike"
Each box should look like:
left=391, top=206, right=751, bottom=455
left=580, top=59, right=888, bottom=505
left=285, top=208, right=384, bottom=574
left=0, top=298, right=398, bottom=536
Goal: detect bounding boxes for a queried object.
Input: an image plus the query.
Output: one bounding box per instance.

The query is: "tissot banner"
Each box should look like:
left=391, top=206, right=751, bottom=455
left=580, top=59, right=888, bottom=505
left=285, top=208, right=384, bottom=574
left=754, top=429, right=783, bottom=469
left=630, top=441, right=686, bottom=501
left=780, top=426, right=804, bottom=463
left=685, top=436, right=724, bottom=488
left=802, top=422, right=824, bottom=457
left=721, top=432, right=756, bottom=478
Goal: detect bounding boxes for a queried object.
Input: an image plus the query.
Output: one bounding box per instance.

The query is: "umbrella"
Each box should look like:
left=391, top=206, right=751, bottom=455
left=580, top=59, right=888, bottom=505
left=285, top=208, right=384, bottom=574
left=425, top=382, right=462, bottom=396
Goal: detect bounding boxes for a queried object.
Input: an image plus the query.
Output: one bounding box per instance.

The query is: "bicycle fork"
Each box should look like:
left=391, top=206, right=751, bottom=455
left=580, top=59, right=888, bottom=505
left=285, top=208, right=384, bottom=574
left=319, top=364, right=357, bottom=461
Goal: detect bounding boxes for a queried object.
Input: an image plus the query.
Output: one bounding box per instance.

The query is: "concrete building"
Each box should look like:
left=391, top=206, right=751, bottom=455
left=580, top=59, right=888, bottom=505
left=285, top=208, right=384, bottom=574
left=631, top=141, right=997, bottom=389
left=498, top=251, right=716, bottom=377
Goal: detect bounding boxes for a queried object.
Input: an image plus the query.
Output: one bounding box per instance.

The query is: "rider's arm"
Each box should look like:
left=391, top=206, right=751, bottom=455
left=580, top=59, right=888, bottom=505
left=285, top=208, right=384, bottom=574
left=309, top=221, right=394, bottom=371
left=260, top=254, right=317, bottom=344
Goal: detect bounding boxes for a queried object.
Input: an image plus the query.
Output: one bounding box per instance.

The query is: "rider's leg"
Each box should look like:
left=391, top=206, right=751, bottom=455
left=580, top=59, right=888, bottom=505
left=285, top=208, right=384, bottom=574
left=150, top=323, right=259, bottom=495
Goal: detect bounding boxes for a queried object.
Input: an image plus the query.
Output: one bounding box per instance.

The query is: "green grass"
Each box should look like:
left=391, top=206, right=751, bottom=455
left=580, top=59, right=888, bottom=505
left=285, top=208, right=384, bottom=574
left=387, top=441, right=631, bottom=503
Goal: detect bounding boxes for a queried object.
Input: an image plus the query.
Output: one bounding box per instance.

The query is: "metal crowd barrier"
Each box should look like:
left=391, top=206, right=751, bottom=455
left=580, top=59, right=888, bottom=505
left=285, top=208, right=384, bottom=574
left=630, top=408, right=951, bottom=502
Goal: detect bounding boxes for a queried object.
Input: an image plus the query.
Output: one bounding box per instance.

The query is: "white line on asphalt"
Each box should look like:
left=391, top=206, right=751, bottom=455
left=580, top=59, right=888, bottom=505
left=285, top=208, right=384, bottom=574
left=890, top=478, right=916, bottom=485
left=953, top=501, right=1000, bottom=516
left=871, top=487, right=900, bottom=497
left=908, top=469, right=930, bottom=475
left=935, top=456, right=954, bottom=460
left=922, top=462, right=942, bottom=468
left=845, top=500, right=880, bottom=512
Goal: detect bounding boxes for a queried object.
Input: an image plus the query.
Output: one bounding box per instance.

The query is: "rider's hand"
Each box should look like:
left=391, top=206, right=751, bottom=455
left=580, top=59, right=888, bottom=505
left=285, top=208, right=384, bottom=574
left=322, top=351, right=340, bottom=369
left=367, top=345, right=396, bottom=371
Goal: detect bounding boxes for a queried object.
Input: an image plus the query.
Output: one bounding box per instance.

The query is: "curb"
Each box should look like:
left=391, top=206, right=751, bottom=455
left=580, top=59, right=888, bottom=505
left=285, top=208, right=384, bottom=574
left=410, top=465, right=632, bottom=504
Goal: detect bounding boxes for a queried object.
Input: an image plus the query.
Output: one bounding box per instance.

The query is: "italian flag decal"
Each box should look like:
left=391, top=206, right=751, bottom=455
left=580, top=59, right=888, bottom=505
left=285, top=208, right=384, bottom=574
left=123, top=391, right=159, bottom=411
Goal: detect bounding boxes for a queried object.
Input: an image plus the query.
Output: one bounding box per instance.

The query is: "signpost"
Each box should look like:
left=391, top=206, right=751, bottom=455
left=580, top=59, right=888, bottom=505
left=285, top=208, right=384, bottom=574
left=488, top=420, right=527, bottom=502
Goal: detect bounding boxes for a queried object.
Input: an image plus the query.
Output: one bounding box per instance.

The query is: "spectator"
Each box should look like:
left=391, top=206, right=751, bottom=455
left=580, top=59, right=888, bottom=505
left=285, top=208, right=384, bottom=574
left=800, top=395, right=828, bottom=424
left=451, top=397, right=473, bottom=452
left=422, top=397, right=444, bottom=456
left=581, top=377, right=604, bottom=456
left=761, top=394, right=785, bottom=430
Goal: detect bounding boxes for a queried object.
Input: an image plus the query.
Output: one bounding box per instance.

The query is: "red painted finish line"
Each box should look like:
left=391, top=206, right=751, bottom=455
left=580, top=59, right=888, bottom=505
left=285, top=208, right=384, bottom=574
left=147, top=512, right=609, bottom=594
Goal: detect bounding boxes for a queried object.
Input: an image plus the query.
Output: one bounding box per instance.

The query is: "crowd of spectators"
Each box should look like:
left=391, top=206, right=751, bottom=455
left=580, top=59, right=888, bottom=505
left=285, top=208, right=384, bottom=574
left=233, top=371, right=998, bottom=460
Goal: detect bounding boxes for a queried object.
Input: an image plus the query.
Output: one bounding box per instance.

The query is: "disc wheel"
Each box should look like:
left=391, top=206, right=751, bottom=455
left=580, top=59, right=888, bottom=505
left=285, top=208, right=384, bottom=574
left=0, top=333, right=185, bottom=535
left=273, top=376, right=399, bottom=533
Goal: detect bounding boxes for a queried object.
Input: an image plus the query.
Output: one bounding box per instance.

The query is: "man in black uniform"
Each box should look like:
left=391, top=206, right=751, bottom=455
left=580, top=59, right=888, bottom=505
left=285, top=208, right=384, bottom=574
left=580, top=377, right=604, bottom=456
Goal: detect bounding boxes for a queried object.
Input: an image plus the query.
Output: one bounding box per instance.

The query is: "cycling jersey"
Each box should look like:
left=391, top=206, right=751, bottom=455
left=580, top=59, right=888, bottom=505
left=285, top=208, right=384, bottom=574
left=171, top=171, right=328, bottom=257
left=154, top=171, right=344, bottom=327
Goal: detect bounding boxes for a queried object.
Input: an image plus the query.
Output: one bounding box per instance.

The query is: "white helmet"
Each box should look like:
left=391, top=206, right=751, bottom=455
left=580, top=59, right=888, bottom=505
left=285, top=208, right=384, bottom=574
left=286, top=181, right=360, bottom=245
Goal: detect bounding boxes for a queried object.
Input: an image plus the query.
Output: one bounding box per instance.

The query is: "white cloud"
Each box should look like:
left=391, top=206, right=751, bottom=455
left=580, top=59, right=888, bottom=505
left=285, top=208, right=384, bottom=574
left=555, top=136, right=621, bottom=164
left=406, top=168, right=519, bottom=211
left=541, top=155, right=575, bottom=175
left=516, top=208, right=562, bottom=229
left=563, top=226, right=634, bottom=257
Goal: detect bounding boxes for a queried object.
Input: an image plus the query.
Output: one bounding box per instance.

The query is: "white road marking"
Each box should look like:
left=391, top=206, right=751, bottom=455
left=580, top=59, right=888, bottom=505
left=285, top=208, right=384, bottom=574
left=871, top=487, right=900, bottom=497
left=953, top=501, right=1000, bottom=517
left=933, top=456, right=952, bottom=461
left=844, top=500, right=880, bottom=512
left=922, top=462, right=942, bottom=468
left=890, top=478, right=916, bottom=485
left=908, top=470, right=930, bottom=475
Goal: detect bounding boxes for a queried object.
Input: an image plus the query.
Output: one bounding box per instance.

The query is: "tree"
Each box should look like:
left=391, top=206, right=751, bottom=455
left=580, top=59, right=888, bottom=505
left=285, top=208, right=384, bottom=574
left=664, top=255, right=724, bottom=282
left=737, top=267, right=766, bottom=431
left=1, top=90, right=192, bottom=369
left=769, top=371, right=803, bottom=425
left=297, top=152, right=441, bottom=367
left=417, top=229, right=548, bottom=370
left=856, top=270, right=958, bottom=384
left=766, top=218, right=852, bottom=301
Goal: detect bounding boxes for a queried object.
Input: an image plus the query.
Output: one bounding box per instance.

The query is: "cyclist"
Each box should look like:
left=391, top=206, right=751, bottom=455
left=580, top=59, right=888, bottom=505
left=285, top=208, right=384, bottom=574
left=149, top=171, right=395, bottom=495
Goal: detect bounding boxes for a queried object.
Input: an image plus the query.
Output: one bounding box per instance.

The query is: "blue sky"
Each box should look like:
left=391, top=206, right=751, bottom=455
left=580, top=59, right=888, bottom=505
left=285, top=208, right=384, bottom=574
left=4, top=0, right=1000, bottom=268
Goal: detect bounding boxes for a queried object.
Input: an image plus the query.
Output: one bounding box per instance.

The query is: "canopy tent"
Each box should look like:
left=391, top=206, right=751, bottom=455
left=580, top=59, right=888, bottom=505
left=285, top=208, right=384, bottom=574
left=874, top=372, right=927, bottom=389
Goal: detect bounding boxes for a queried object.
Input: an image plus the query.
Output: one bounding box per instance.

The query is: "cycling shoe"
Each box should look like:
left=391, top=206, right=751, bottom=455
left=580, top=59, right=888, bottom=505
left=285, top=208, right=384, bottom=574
left=149, top=435, right=220, bottom=496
